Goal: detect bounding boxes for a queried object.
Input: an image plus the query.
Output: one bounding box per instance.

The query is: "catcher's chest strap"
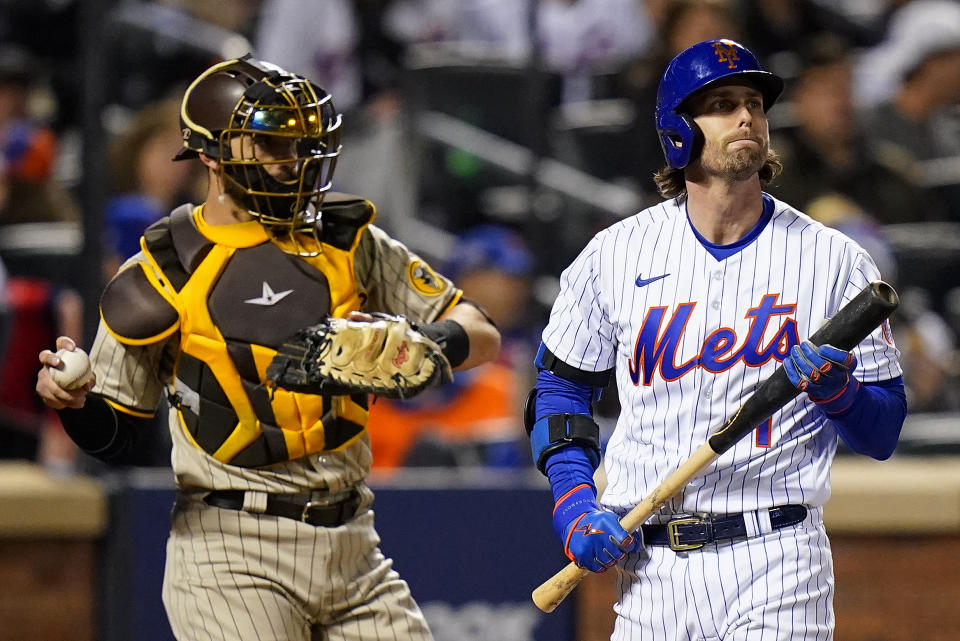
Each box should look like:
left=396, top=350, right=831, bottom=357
left=317, top=193, right=375, bottom=250
left=174, top=351, right=369, bottom=467
left=142, top=204, right=213, bottom=292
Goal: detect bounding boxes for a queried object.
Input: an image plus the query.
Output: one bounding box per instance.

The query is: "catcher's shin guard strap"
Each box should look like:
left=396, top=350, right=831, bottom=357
left=529, top=413, right=601, bottom=473
left=419, top=319, right=469, bottom=368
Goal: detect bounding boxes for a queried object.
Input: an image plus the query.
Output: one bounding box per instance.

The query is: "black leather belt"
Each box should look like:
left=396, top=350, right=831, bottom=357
left=204, top=488, right=361, bottom=527
left=642, top=505, right=808, bottom=551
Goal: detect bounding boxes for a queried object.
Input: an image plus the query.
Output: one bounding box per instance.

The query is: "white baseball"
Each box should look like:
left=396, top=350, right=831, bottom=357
left=49, top=347, right=93, bottom=390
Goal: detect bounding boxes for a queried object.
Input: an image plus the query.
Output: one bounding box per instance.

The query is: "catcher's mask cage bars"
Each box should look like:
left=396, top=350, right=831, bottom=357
left=179, top=56, right=343, bottom=256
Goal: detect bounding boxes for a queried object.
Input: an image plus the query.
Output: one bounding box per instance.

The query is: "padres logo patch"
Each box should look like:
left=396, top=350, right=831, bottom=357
left=407, top=260, right=446, bottom=296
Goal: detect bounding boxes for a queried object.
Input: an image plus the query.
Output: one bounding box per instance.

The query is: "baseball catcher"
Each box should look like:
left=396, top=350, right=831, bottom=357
left=35, top=55, right=501, bottom=641
left=267, top=313, right=454, bottom=399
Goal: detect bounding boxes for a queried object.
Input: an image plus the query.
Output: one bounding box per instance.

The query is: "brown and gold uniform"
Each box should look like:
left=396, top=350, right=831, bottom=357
left=91, top=194, right=459, bottom=641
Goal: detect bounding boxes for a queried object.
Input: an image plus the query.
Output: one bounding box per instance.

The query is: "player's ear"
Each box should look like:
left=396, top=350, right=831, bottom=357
left=198, top=152, right=220, bottom=170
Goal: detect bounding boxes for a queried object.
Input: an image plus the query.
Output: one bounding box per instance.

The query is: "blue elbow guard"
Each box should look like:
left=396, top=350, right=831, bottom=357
left=528, top=413, right=601, bottom=473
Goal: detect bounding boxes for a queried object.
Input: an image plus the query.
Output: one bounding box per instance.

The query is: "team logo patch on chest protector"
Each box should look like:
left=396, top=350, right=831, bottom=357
left=104, top=204, right=371, bottom=467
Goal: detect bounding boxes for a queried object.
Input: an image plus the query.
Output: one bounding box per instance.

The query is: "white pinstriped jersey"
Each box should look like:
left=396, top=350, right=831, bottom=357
left=542, top=194, right=901, bottom=518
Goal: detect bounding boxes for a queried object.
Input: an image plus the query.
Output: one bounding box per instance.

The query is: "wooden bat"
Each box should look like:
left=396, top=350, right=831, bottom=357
left=532, top=281, right=899, bottom=613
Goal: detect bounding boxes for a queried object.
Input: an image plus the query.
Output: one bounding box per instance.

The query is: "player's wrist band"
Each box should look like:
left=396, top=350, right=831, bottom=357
left=813, top=376, right=861, bottom=414
left=552, top=483, right=597, bottom=539
left=419, top=319, right=470, bottom=368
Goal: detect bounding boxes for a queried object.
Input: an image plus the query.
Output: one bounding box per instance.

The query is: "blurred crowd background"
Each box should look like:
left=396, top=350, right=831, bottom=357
left=0, top=0, right=958, bottom=475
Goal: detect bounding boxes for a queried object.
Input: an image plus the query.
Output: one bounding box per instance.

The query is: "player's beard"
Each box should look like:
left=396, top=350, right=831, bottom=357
left=699, top=134, right=768, bottom=182
left=220, top=167, right=299, bottom=221
left=221, top=175, right=253, bottom=211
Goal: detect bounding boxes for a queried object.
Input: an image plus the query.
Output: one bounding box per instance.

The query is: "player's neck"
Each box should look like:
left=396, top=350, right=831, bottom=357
left=684, top=177, right=764, bottom=245
left=203, top=185, right=255, bottom=225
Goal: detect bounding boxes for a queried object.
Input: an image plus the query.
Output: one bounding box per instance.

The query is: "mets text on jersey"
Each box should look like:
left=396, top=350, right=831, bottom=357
left=628, top=293, right=798, bottom=386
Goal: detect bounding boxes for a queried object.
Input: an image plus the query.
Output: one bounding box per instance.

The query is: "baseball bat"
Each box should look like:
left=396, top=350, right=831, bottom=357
left=532, top=281, right=899, bottom=613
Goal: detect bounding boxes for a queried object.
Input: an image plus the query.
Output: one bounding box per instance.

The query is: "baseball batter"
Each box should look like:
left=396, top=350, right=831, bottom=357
left=35, top=56, right=500, bottom=641
left=527, top=39, right=907, bottom=640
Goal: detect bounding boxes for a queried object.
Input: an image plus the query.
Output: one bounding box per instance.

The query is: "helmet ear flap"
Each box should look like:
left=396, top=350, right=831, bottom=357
left=656, top=111, right=702, bottom=169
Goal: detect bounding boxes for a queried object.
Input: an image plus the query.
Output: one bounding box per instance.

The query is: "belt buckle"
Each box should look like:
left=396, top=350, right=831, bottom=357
left=301, top=499, right=321, bottom=524
left=667, top=517, right=706, bottom=551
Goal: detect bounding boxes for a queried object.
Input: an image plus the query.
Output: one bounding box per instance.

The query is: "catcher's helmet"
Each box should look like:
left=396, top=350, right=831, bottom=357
left=655, top=39, right=784, bottom=169
left=175, top=55, right=342, bottom=255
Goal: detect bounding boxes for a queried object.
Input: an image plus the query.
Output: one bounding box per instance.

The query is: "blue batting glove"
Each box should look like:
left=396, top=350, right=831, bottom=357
left=553, top=484, right=641, bottom=573
left=783, top=341, right=859, bottom=405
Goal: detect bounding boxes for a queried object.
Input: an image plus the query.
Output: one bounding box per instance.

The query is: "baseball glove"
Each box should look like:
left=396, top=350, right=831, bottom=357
left=266, top=314, right=452, bottom=400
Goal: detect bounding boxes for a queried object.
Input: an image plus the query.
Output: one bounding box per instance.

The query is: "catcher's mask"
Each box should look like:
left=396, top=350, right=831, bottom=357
left=174, top=55, right=342, bottom=255
left=656, top=39, right=783, bottom=169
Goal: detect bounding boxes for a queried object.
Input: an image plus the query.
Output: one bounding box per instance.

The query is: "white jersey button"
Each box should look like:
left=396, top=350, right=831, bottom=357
left=712, top=300, right=721, bottom=310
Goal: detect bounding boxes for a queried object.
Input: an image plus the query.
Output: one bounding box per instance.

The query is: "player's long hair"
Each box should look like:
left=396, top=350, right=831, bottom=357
left=653, top=149, right=783, bottom=199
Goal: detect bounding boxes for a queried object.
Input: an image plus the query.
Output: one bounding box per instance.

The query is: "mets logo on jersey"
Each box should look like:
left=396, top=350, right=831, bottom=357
left=407, top=260, right=446, bottom=296
left=713, top=41, right=740, bottom=69
left=628, top=294, right=800, bottom=386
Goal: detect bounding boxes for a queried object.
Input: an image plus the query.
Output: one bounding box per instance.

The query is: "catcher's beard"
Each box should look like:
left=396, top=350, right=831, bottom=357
left=699, top=135, right=768, bottom=182
left=221, top=176, right=251, bottom=210
left=219, top=169, right=302, bottom=223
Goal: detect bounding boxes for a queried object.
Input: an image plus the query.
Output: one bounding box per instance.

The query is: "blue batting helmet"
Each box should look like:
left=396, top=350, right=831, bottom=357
left=655, top=39, right=784, bottom=169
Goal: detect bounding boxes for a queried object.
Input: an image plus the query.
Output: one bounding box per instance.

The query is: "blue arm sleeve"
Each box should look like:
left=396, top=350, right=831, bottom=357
left=544, top=447, right=597, bottom=503
left=535, top=368, right=593, bottom=418
left=536, top=368, right=599, bottom=501
left=827, top=376, right=907, bottom=460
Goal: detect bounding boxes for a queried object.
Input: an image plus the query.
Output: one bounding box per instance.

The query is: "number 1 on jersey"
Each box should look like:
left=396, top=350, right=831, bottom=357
left=755, top=418, right=772, bottom=448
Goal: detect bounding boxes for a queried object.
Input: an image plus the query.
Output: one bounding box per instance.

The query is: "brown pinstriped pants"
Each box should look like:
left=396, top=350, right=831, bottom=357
left=161, top=499, right=433, bottom=641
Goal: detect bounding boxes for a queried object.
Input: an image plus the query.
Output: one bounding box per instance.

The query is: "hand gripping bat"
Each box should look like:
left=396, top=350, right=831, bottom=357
left=532, top=281, right=899, bottom=613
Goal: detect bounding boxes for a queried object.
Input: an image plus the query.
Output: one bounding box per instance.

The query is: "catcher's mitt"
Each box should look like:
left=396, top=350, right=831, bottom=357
left=266, top=314, right=453, bottom=400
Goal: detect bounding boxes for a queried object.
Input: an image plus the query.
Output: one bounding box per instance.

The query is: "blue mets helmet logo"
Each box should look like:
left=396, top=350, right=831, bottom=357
left=712, top=40, right=741, bottom=69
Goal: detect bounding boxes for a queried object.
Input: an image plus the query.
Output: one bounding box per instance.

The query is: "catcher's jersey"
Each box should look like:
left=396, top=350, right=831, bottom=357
left=89, top=201, right=459, bottom=493
left=542, top=194, right=901, bottom=517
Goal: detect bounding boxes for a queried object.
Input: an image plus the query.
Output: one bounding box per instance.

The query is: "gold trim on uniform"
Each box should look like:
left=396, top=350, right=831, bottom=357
left=439, top=289, right=464, bottom=315
left=104, top=397, right=156, bottom=419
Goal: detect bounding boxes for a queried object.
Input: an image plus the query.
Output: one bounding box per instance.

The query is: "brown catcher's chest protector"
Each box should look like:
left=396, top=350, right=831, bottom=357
left=99, top=196, right=376, bottom=466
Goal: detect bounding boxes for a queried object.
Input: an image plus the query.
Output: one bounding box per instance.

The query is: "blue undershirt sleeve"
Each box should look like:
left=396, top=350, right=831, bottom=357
left=826, top=376, right=907, bottom=460
left=544, top=447, right=598, bottom=503
left=535, top=369, right=599, bottom=501
left=535, top=368, right=593, bottom=417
